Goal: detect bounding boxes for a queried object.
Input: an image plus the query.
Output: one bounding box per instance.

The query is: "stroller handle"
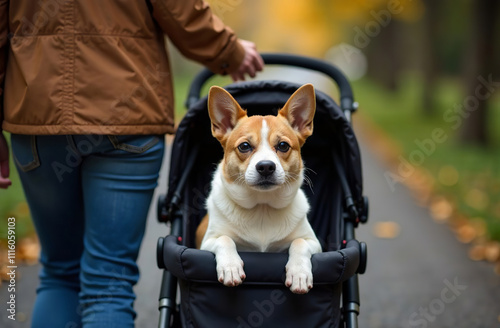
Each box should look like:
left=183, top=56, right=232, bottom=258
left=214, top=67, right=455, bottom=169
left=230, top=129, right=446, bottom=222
left=185, top=53, right=355, bottom=112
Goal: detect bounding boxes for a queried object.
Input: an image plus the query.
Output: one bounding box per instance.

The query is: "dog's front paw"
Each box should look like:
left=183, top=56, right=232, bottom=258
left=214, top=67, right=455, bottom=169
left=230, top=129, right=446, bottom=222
left=285, top=260, right=313, bottom=294
left=216, top=255, right=246, bottom=287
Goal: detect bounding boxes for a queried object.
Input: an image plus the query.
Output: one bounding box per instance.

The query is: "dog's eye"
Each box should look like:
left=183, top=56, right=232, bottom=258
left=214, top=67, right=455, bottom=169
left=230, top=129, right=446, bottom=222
left=276, top=141, right=290, bottom=153
left=237, top=142, right=253, bottom=153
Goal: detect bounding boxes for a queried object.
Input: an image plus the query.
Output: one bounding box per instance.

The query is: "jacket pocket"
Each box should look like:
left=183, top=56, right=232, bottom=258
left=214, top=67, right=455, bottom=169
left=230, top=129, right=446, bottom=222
left=107, top=135, right=161, bottom=154
left=11, top=135, right=41, bottom=172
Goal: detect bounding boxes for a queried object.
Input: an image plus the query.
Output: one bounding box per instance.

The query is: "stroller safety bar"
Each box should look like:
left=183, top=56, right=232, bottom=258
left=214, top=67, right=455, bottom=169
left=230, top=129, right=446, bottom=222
left=186, top=53, right=356, bottom=114
left=157, top=235, right=361, bottom=285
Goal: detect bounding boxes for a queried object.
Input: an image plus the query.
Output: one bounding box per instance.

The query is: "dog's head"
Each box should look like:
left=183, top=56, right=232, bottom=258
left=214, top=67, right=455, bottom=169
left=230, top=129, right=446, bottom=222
left=208, top=84, right=316, bottom=196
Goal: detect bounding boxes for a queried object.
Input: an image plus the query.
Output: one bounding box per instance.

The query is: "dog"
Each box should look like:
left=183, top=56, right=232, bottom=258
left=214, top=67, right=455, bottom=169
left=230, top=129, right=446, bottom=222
left=195, top=84, right=322, bottom=294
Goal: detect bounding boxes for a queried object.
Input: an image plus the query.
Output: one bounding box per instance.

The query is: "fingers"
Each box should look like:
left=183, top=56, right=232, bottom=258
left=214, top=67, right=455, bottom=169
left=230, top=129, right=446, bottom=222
left=0, top=178, right=12, bottom=189
left=245, top=60, right=257, bottom=79
left=251, top=43, right=265, bottom=72
left=0, top=133, right=12, bottom=189
left=230, top=71, right=244, bottom=82
left=0, top=160, right=12, bottom=188
left=232, top=39, right=264, bottom=82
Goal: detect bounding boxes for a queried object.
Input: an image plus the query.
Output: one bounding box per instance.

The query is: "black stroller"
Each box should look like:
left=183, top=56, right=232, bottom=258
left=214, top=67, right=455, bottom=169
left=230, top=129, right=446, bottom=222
left=156, top=53, right=368, bottom=328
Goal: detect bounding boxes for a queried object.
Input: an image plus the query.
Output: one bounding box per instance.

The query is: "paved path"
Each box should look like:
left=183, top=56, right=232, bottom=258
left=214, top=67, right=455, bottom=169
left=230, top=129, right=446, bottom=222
left=355, top=136, right=500, bottom=328
left=2, top=76, right=500, bottom=327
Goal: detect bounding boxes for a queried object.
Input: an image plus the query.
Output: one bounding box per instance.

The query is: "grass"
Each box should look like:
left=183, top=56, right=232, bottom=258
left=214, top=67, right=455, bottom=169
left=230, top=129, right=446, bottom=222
left=352, top=72, right=500, bottom=241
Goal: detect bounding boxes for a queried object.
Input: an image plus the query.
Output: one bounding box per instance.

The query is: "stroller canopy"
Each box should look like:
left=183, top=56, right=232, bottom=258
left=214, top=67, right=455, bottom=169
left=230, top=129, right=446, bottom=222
left=166, top=80, right=363, bottom=250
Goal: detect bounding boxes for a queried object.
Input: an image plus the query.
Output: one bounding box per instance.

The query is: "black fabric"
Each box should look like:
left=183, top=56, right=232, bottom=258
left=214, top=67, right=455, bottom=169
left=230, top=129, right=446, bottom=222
left=165, top=80, right=363, bottom=250
left=179, top=280, right=341, bottom=328
left=162, top=236, right=360, bottom=328
left=178, top=280, right=341, bottom=328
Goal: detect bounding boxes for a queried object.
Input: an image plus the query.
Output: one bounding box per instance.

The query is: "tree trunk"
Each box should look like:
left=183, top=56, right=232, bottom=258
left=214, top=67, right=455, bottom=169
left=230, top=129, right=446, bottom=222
left=421, top=0, right=441, bottom=116
left=459, top=0, right=499, bottom=145
left=365, top=19, right=401, bottom=91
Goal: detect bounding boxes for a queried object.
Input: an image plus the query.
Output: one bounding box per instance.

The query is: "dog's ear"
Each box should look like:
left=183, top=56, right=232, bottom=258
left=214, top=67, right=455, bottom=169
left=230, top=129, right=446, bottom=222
left=208, top=86, right=247, bottom=142
left=279, top=83, right=316, bottom=145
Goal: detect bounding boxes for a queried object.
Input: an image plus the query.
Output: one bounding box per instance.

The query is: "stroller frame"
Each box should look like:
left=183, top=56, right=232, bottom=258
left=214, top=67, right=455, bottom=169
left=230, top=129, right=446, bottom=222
left=156, top=53, right=368, bottom=328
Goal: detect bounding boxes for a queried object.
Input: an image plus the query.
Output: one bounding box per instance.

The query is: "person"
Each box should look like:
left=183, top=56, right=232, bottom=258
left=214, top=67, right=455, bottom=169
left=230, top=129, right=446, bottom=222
left=0, top=1, right=263, bottom=327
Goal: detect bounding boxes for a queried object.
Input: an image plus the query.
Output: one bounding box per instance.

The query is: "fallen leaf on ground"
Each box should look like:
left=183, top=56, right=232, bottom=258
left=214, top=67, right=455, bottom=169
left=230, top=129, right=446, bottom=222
left=469, top=244, right=486, bottom=261
left=373, top=221, right=400, bottom=239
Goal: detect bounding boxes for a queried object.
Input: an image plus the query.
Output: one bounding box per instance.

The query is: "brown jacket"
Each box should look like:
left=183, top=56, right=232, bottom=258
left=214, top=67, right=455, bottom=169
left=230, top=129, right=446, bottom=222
left=0, top=0, right=244, bottom=135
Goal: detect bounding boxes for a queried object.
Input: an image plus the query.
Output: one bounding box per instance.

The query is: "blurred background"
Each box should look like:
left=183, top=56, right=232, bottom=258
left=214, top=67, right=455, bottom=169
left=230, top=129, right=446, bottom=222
left=1, top=0, right=499, bottom=324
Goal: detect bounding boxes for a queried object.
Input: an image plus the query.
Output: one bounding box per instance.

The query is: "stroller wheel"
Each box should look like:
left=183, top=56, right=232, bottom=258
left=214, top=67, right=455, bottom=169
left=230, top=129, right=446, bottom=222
left=157, top=194, right=168, bottom=222
left=357, top=242, right=367, bottom=274
left=157, top=237, right=165, bottom=269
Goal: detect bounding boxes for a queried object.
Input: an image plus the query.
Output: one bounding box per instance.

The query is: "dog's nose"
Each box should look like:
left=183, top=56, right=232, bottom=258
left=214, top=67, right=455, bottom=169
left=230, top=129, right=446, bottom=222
left=256, top=160, right=276, bottom=177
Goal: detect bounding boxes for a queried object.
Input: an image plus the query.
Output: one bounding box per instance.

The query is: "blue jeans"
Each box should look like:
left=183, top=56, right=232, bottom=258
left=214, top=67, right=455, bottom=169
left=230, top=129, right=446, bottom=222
left=11, top=134, right=165, bottom=328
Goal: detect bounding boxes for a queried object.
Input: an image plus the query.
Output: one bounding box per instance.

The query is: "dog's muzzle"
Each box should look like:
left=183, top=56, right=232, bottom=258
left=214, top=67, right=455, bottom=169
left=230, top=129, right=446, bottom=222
left=256, top=160, right=276, bottom=177
left=252, top=160, right=278, bottom=189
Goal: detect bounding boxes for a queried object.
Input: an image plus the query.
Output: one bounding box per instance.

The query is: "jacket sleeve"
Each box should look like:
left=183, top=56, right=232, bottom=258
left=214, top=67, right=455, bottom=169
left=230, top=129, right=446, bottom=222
left=0, top=0, right=8, bottom=128
left=150, top=0, right=245, bottom=75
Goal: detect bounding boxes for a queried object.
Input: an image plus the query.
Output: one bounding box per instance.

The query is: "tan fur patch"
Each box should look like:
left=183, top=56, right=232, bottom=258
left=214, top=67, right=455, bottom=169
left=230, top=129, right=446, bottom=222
left=221, top=115, right=303, bottom=184
left=222, top=116, right=263, bottom=183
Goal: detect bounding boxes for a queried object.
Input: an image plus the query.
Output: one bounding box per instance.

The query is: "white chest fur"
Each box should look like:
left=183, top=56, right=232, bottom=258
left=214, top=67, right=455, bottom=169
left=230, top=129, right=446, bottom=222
left=205, top=165, right=311, bottom=252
